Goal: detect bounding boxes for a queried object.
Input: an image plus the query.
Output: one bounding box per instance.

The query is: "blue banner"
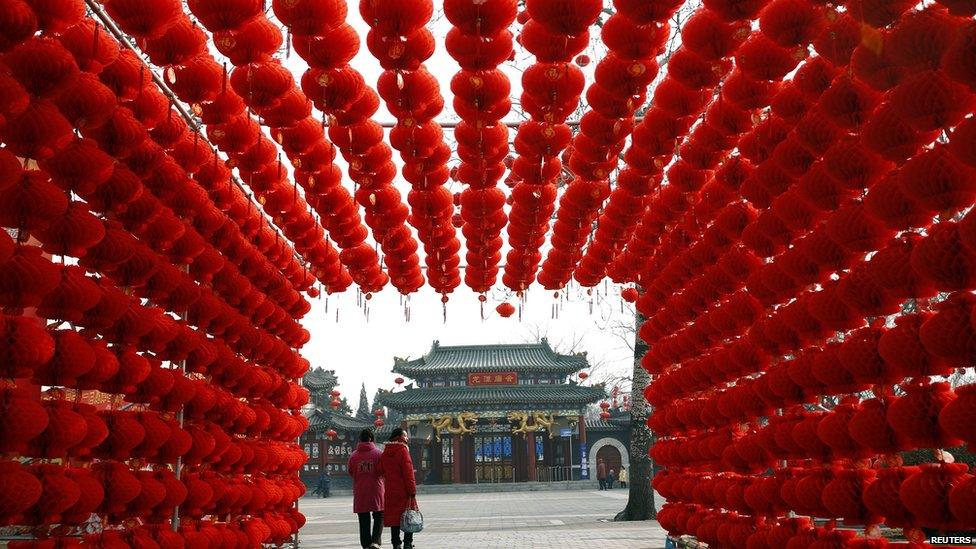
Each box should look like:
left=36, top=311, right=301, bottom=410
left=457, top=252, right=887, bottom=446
left=579, top=443, right=589, bottom=479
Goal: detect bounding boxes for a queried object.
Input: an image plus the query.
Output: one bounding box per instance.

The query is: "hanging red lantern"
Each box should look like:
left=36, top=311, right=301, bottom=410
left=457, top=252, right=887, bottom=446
left=329, top=399, right=340, bottom=409
left=373, top=419, right=384, bottom=428
left=326, top=428, right=337, bottom=440
left=900, top=463, right=971, bottom=530
left=600, top=401, right=611, bottom=410
left=621, top=287, right=639, bottom=303
left=600, top=411, right=611, bottom=420
left=5, top=37, right=79, bottom=100
left=940, top=383, right=976, bottom=446
left=103, top=0, right=181, bottom=39
left=496, top=302, right=516, bottom=317
left=0, top=0, right=37, bottom=52
left=0, top=384, right=49, bottom=454
left=394, top=377, right=404, bottom=385
left=374, top=409, right=384, bottom=417
left=1, top=99, right=73, bottom=161
left=888, top=380, right=961, bottom=449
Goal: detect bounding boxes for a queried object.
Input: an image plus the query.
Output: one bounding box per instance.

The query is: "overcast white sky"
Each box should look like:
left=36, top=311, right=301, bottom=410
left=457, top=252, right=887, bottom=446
left=301, top=284, right=638, bottom=409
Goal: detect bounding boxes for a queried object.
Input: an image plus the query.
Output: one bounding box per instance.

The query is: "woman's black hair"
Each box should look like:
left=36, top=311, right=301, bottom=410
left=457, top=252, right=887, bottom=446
left=389, top=427, right=405, bottom=441
left=360, top=429, right=374, bottom=442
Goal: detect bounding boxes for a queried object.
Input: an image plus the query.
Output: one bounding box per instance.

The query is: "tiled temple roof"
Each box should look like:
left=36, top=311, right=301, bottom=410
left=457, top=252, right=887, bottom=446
left=302, top=367, right=339, bottom=389
left=307, top=408, right=373, bottom=431
left=378, top=384, right=605, bottom=411
left=393, top=339, right=589, bottom=377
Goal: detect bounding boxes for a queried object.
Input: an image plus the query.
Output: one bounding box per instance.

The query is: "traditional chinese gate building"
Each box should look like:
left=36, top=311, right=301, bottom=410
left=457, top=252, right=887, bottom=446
left=377, top=340, right=616, bottom=485
left=299, top=367, right=378, bottom=489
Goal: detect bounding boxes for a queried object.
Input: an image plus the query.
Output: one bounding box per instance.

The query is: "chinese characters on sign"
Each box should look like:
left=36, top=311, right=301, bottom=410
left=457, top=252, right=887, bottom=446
left=580, top=444, right=589, bottom=480
left=324, top=441, right=352, bottom=474
left=468, top=372, right=518, bottom=386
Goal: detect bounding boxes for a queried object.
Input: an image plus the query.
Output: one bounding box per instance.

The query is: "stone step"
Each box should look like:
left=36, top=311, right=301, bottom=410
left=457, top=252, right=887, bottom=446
left=316, top=480, right=600, bottom=497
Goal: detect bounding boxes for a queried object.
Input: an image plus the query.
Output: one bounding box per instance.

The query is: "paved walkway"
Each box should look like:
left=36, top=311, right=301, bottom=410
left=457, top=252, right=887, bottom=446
left=298, top=489, right=667, bottom=548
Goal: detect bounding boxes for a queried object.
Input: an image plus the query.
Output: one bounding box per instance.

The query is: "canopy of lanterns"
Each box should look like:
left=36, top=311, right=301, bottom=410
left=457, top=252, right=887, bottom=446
left=1, top=0, right=705, bottom=303
left=2, top=0, right=976, bottom=545
left=627, top=0, right=976, bottom=545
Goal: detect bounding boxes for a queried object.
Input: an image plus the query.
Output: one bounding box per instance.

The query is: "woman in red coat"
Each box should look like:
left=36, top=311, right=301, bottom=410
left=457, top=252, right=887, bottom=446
left=377, top=428, right=418, bottom=549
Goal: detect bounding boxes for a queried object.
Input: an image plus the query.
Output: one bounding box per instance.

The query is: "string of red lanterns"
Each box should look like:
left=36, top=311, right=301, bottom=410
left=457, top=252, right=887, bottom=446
left=638, top=0, right=976, bottom=542
left=360, top=0, right=462, bottom=296
left=500, top=0, right=603, bottom=293
left=444, top=0, right=516, bottom=294
left=279, top=0, right=427, bottom=294
left=582, top=7, right=753, bottom=286
left=143, top=0, right=385, bottom=294
left=0, top=1, right=309, bottom=544
left=537, top=2, right=674, bottom=290
left=130, top=7, right=356, bottom=294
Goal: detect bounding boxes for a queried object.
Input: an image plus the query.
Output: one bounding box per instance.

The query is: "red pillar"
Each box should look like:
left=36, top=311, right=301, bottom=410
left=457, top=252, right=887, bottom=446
left=578, top=415, right=587, bottom=443
left=451, top=434, right=462, bottom=484
left=526, top=432, right=537, bottom=481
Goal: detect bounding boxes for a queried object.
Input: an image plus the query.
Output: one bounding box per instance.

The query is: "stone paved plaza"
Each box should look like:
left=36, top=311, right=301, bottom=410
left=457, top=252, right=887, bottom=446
left=298, top=489, right=668, bottom=548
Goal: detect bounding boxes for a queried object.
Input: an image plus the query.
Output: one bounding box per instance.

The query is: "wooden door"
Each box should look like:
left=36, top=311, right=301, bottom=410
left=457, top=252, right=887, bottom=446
left=596, top=445, right=622, bottom=478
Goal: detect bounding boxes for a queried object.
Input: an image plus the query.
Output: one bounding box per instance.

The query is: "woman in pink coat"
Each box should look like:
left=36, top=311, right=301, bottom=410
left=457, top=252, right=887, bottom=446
left=348, top=429, right=384, bottom=549
left=377, top=428, right=418, bottom=549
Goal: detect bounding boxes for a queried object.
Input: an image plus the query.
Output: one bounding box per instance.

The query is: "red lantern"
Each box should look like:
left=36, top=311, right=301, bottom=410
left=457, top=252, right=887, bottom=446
left=373, top=419, right=384, bottom=428
left=329, top=399, right=340, bottom=409
left=888, top=380, right=961, bottom=449
left=326, top=428, right=337, bottom=440
left=496, top=302, right=516, bottom=317
left=374, top=409, right=384, bottom=418
left=394, top=377, right=404, bottom=385
left=621, top=287, right=639, bottom=302
left=600, top=411, right=611, bottom=420
left=940, top=383, right=976, bottom=446
left=600, top=401, right=611, bottom=410
left=103, top=0, right=182, bottom=39
left=900, top=463, right=971, bottom=530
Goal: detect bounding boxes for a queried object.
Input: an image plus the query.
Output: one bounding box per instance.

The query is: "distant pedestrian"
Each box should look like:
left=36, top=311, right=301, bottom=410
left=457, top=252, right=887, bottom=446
left=314, top=470, right=331, bottom=498
left=349, top=429, right=384, bottom=549
left=378, top=428, right=418, bottom=549
left=618, top=466, right=628, bottom=488
left=608, top=468, right=616, bottom=489
left=597, top=458, right=607, bottom=490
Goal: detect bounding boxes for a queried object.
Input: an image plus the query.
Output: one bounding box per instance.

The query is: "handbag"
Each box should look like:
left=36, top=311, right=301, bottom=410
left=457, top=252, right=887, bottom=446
left=400, top=496, right=424, bottom=533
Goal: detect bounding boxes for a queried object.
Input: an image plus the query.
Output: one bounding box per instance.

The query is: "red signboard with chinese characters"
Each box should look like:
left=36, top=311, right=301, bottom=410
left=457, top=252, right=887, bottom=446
left=468, top=372, right=518, bottom=385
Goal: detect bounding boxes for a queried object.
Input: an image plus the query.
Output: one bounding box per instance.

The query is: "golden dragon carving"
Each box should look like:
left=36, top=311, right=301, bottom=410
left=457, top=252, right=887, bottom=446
left=429, top=412, right=479, bottom=441
left=507, top=411, right=557, bottom=438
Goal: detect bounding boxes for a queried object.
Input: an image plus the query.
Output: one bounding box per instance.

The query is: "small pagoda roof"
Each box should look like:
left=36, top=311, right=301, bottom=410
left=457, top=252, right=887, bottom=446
left=378, top=383, right=605, bottom=411
left=585, top=414, right=631, bottom=431
left=393, top=339, right=589, bottom=377
left=303, top=367, right=338, bottom=389
left=306, top=408, right=373, bottom=432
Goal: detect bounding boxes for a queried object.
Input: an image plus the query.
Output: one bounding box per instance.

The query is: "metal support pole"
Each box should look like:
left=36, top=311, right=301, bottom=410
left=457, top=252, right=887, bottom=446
left=171, top=380, right=185, bottom=532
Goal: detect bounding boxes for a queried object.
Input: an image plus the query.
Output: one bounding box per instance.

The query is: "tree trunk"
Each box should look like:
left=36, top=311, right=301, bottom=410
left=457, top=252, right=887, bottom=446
left=615, top=311, right=656, bottom=521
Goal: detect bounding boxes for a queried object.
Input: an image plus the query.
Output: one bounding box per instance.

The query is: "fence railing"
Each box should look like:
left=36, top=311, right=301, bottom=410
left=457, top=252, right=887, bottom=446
left=536, top=465, right=574, bottom=482
left=474, top=465, right=516, bottom=483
